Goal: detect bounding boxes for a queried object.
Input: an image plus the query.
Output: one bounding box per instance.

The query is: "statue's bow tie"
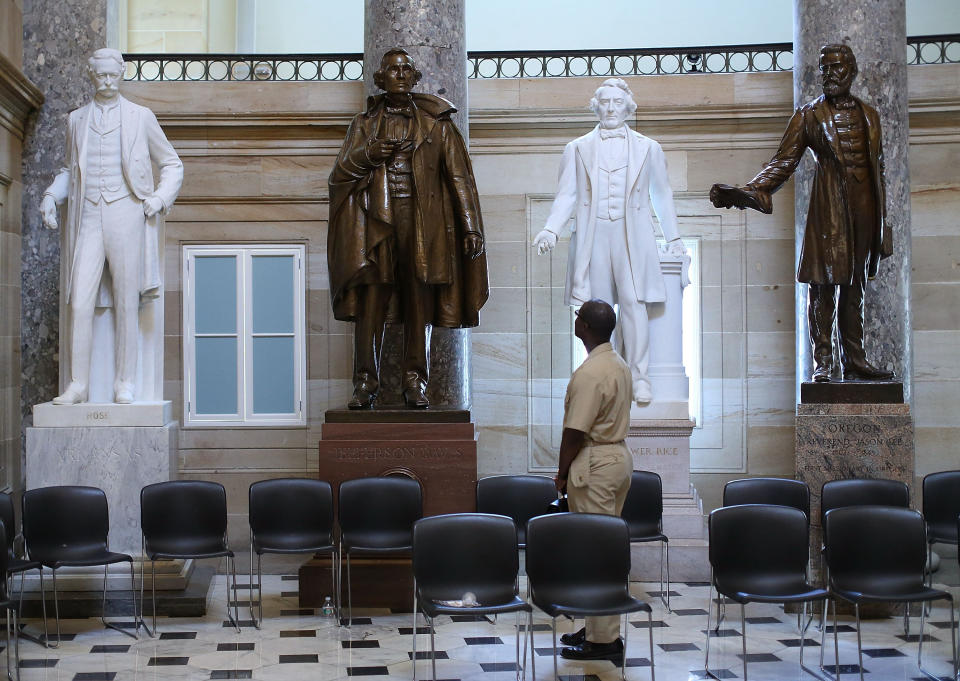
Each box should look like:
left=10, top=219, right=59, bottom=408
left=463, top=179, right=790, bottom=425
left=386, top=105, right=414, bottom=118
left=599, top=128, right=626, bottom=139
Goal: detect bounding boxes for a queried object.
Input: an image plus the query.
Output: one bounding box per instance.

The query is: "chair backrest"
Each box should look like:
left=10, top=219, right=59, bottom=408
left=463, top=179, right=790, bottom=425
left=0, top=493, right=15, bottom=559
left=338, top=476, right=422, bottom=549
left=709, top=504, right=809, bottom=587
left=249, top=478, right=334, bottom=547
left=476, top=475, right=557, bottom=545
left=413, top=513, right=519, bottom=606
left=820, top=478, right=909, bottom=523
left=141, top=480, right=228, bottom=554
left=722, top=477, right=810, bottom=520
left=23, top=486, right=111, bottom=559
left=824, top=505, right=926, bottom=592
left=526, top=513, right=631, bottom=595
left=922, top=470, right=960, bottom=543
left=620, top=470, right=663, bottom=539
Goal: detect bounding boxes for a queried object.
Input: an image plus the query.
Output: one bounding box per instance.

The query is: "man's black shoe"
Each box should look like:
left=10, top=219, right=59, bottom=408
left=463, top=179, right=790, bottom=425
left=560, top=638, right=623, bottom=661
left=559, top=627, right=585, bottom=646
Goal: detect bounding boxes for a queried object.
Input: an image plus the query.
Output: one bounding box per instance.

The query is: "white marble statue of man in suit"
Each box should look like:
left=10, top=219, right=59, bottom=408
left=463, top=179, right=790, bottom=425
left=40, top=48, right=183, bottom=405
left=533, top=78, right=683, bottom=404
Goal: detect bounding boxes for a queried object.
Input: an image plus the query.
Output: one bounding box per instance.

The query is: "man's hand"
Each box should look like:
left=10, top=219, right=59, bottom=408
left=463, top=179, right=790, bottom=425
left=464, top=233, right=484, bottom=260
left=532, top=229, right=558, bottom=255
left=554, top=475, right=567, bottom=493
left=143, top=196, right=164, bottom=218
left=40, top=195, right=59, bottom=230
left=366, top=137, right=405, bottom=164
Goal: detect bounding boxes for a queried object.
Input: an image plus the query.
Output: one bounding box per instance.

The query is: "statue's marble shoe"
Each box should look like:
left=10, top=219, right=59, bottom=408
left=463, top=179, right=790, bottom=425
left=115, top=387, right=135, bottom=404
left=52, top=383, right=87, bottom=405
left=633, top=381, right=653, bottom=404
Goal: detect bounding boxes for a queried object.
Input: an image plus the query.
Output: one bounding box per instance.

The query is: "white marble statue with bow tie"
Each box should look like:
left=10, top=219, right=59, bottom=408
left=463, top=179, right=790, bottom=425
left=533, top=78, right=684, bottom=404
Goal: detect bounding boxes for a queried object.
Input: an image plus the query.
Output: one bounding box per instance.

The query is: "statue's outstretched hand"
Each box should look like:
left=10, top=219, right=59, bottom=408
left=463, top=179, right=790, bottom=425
left=533, top=229, right=558, bottom=255
left=665, top=238, right=687, bottom=256
left=464, top=232, right=484, bottom=260
left=709, top=183, right=773, bottom=214
left=40, top=194, right=58, bottom=230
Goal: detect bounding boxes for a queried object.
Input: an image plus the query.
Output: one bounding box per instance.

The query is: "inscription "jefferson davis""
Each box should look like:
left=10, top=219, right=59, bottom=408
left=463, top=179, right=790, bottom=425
left=334, top=447, right=464, bottom=461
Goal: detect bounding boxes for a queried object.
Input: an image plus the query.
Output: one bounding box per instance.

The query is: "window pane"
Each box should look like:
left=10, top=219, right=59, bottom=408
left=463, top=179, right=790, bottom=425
left=195, top=256, right=237, bottom=334
left=252, top=336, right=295, bottom=414
left=252, top=255, right=295, bottom=333
left=195, top=337, right=238, bottom=414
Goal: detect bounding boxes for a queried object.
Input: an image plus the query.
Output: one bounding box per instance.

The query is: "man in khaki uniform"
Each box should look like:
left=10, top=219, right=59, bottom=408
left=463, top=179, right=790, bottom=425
left=554, top=299, right=634, bottom=661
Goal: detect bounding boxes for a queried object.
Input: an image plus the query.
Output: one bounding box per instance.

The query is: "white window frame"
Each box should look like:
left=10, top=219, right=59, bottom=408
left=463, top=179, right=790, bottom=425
left=182, top=244, right=307, bottom=427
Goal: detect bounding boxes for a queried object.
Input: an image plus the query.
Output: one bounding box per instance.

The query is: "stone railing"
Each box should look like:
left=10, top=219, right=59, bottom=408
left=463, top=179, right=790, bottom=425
left=123, top=34, right=959, bottom=82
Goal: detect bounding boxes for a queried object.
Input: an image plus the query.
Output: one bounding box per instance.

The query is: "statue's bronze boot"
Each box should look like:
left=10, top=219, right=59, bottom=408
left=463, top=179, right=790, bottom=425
left=348, top=385, right=376, bottom=409
left=812, top=365, right=832, bottom=383
left=842, top=361, right=894, bottom=381
left=403, top=385, right=429, bottom=409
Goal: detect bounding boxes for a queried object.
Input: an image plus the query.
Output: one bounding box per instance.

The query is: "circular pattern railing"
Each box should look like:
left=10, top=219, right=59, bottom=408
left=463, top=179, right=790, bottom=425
left=123, top=35, right=959, bottom=82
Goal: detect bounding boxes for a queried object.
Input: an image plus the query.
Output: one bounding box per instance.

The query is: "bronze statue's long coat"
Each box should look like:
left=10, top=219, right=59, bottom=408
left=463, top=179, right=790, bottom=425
left=327, top=93, right=488, bottom=327
left=748, top=94, right=891, bottom=285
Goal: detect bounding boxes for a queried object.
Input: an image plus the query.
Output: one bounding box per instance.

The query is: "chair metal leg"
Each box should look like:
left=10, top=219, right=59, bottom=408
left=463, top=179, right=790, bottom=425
left=151, top=559, right=158, bottom=636
left=917, top=596, right=955, bottom=681
left=412, top=582, right=418, bottom=681
left=528, top=610, right=535, bottom=681
left=429, top=615, right=438, bottom=681
left=256, top=554, right=263, bottom=629
left=647, top=608, right=656, bottom=681
left=137, top=536, right=154, bottom=638
left=99, top=562, right=138, bottom=640
left=663, top=539, right=671, bottom=612
left=49, top=569, right=61, bottom=649
left=552, top=618, right=558, bottom=681
left=329, top=548, right=338, bottom=627
left=248, top=532, right=259, bottom=628
left=621, top=613, right=628, bottom=681
left=227, top=555, right=241, bottom=633
left=15, top=570, right=47, bottom=648
left=515, top=609, right=522, bottom=681
left=704, top=575, right=714, bottom=674
left=854, top=603, right=864, bottom=681
left=346, top=551, right=353, bottom=628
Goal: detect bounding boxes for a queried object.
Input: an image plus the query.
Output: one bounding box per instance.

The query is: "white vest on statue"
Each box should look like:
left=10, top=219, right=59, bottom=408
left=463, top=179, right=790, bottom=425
left=83, top=109, right=131, bottom=205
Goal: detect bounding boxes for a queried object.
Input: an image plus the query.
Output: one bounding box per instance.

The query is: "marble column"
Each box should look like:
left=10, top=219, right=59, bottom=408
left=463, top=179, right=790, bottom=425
left=362, top=0, right=471, bottom=409
left=793, top=0, right=911, bottom=400
left=20, top=0, right=109, bottom=429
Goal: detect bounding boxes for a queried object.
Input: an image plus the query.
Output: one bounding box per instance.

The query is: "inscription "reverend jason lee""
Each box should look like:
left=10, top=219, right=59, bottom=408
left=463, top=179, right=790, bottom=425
left=633, top=447, right=679, bottom=456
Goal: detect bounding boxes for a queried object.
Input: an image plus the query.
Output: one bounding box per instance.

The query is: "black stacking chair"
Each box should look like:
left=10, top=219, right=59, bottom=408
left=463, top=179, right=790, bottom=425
left=526, top=513, right=654, bottom=681
left=0, top=493, right=46, bottom=647
left=141, top=480, right=240, bottom=635
left=821, top=505, right=956, bottom=681
left=621, top=471, right=670, bottom=611
left=722, top=477, right=810, bottom=518
left=476, top=475, right=557, bottom=548
left=412, top=513, right=533, bottom=681
left=922, top=471, right=960, bottom=582
left=705, top=504, right=826, bottom=681
left=338, top=476, right=422, bottom=626
left=22, top=486, right=140, bottom=646
left=248, top=478, right=337, bottom=628
left=0, top=523, right=20, bottom=681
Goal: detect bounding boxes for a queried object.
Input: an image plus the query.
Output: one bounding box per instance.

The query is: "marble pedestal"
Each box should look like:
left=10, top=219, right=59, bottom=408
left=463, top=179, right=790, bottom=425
left=25, top=401, right=183, bottom=592
left=796, top=400, right=914, bottom=589
left=626, top=419, right=709, bottom=581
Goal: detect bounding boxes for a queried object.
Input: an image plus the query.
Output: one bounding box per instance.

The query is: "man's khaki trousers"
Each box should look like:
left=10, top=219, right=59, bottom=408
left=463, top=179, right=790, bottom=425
left=567, top=443, right=633, bottom=644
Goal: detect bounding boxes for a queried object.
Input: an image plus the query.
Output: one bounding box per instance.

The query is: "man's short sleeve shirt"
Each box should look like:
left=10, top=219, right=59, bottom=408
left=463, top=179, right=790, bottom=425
left=563, top=342, right=632, bottom=442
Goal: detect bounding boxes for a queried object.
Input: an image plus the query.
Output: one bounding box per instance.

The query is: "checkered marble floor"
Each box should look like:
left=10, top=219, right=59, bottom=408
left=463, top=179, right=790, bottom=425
left=8, top=575, right=960, bottom=681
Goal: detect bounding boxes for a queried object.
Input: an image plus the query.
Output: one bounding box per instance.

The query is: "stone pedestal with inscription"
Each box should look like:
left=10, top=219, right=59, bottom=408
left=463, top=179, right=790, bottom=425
left=25, top=401, right=185, bottom=598
left=796, top=388, right=914, bottom=600
left=627, top=419, right=709, bottom=581
left=303, top=409, right=478, bottom=609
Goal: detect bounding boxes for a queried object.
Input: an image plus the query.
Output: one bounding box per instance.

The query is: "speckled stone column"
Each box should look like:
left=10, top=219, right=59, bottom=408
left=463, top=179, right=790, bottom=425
left=793, top=0, right=911, bottom=400
left=20, top=0, right=108, bottom=429
left=362, top=0, right=471, bottom=409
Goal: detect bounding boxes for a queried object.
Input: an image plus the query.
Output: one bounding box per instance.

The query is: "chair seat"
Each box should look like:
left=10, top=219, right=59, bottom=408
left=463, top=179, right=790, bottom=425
left=8, top=557, right=41, bottom=574
left=629, top=532, right=667, bottom=544
left=727, top=586, right=828, bottom=604
left=420, top=594, right=532, bottom=619
left=832, top=585, right=952, bottom=604
left=343, top=539, right=412, bottom=554
left=927, top=523, right=959, bottom=545
left=146, top=536, right=231, bottom=560
left=253, top=530, right=334, bottom=555
left=533, top=593, right=651, bottom=619
left=716, top=575, right=826, bottom=604
left=32, top=547, right=131, bottom=569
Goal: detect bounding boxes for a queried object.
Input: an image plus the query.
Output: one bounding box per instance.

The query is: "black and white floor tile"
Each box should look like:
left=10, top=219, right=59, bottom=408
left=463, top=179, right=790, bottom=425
left=7, top=576, right=959, bottom=680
